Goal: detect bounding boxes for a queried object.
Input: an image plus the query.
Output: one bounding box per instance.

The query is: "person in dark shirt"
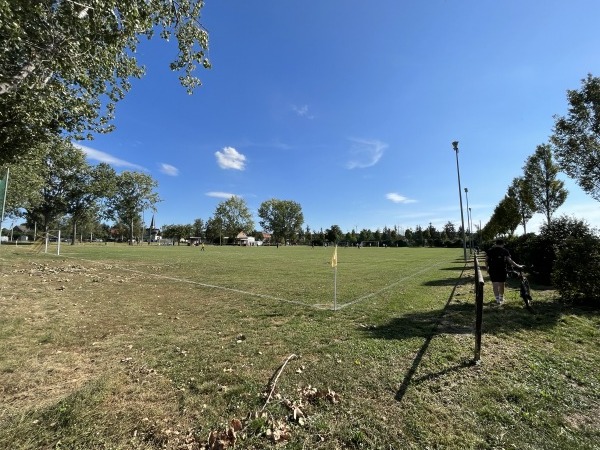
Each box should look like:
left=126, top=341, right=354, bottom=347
left=485, top=239, right=523, bottom=304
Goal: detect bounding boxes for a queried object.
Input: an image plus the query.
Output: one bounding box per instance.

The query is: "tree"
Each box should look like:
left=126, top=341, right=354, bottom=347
left=507, top=177, right=535, bottom=235
left=0, top=0, right=210, bottom=164
left=551, top=74, right=600, bottom=202
left=523, top=144, right=568, bottom=224
left=192, top=218, right=205, bottom=239
left=106, top=171, right=160, bottom=244
left=304, top=225, right=312, bottom=245
left=66, top=162, right=117, bottom=245
left=162, top=223, right=193, bottom=245
left=490, top=195, right=521, bottom=236
left=258, top=199, right=304, bottom=244
left=213, top=196, right=254, bottom=243
left=444, top=221, right=457, bottom=240
left=10, top=138, right=91, bottom=234
left=204, top=217, right=223, bottom=244
left=325, top=225, right=343, bottom=244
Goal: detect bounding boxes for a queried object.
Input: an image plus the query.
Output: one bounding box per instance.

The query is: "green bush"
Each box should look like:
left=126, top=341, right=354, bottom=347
left=508, top=233, right=554, bottom=284
left=553, top=234, right=600, bottom=304
left=512, top=216, right=598, bottom=285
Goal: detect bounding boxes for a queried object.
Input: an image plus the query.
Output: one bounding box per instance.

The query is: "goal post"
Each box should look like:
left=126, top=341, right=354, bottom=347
left=34, top=230, right=62, bottom=255
left=360, top=241, right=380, bottom=248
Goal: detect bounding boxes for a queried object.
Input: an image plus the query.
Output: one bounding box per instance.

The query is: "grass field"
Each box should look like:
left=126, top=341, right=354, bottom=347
left=0, top=243, right=599, bottom=449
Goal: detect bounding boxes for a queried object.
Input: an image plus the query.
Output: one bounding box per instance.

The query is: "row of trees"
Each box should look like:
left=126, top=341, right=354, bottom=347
left=163, top=204, right=469, bottom=248
left=3, top=137, right=474, bottom=248
left=484, top=74, right=600, bottom=240
left=481, top=74, right=600, bottom=303
left=2, top=138, right=160, bottom=244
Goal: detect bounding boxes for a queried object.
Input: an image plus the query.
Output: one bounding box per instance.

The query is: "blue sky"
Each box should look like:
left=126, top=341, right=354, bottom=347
left=78, top=0, right=600, bottom=235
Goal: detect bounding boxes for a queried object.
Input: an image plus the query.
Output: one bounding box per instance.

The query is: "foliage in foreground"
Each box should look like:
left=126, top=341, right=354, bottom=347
left=505, top=216, right=600, bottom=304
left=0, top=0, right=210, bottom=165
left=553, top=234, right=600, bottom=304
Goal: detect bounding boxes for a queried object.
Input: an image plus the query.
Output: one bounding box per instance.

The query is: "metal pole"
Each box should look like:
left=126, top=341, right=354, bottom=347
left=452, top=141, right=467, bottom=262
left=468, top=207, right=473, bottom=252
left=464, top=187, right=472, bottom=254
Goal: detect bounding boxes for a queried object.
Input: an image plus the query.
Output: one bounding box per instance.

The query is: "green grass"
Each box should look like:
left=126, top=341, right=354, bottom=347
left=0, top=243, right=598, bottom=449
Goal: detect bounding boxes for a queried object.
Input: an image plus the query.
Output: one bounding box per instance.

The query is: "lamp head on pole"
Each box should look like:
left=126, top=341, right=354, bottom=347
left=464, top=187, right=468, bottom=193
left=452, top=141, right=459, bottom=152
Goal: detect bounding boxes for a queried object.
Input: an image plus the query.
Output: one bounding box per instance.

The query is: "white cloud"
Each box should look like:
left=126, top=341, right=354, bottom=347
left=75, top=144, right=146, bottom=171
left=215, top=147, right=246, bottom=170
left=346, top=138, right=387, bottom=169
left=206, top=191, right=237, bottom=199
left=160, top=163, right=179, bottom=176
left=292, top=104, right=314, bottom=119
left=386, top=193, right=417, bottom=204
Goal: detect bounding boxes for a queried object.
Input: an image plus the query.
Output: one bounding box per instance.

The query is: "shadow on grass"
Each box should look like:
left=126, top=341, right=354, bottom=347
left=362, top=264, right=568, bottom=403
left=422, top=276, right=474, bottom=287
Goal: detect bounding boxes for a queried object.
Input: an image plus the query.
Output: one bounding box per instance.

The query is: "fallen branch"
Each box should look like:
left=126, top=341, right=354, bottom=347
left=261, top=353, right=297, bottom=412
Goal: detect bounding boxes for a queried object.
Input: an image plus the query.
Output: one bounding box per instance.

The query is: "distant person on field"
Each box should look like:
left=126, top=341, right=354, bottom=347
left=200, top=243, right=205, bottom=251
left=485, top=238, right=523, bottom=305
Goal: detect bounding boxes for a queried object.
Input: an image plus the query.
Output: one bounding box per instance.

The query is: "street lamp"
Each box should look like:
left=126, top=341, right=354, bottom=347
left=452, top=141, right=467, bottom=262
left=468, top=206, right=473, bottom=252
left=464, top=187, right=472, bottom=253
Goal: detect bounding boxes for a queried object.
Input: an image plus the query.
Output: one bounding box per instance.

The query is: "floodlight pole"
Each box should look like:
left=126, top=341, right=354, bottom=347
left=452, top=141, right=467, bottom=262
left=464, top=187, right=472, bottom=253
left=468, top=207, right=473, bottom=251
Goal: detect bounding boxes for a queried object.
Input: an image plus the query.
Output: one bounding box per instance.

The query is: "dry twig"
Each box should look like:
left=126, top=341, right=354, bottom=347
left=261, top=353, right=297, bottom=412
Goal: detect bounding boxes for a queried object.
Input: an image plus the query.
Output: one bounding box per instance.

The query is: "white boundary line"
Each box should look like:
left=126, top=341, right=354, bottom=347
left=335, top=259, right=447, bottom=310
left=58, top=254, right=447, bottom=312
left=64, top=255, right=324, bottom=309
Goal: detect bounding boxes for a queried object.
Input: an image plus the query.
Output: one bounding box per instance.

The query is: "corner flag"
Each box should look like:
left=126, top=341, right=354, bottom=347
left=331, top=245, right=338, bottom=268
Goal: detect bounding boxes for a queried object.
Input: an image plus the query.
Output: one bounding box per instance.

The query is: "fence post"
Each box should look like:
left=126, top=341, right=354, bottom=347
left=474, top=255, right=485, bottom=362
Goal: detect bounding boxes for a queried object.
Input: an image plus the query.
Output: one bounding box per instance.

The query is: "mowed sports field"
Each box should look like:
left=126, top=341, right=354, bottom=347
left=1, top=244, right=599, bottom=449
left=54, top=244, right=453, bottom=310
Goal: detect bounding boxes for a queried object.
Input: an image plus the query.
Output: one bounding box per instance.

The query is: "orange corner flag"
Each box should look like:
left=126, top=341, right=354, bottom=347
left=331, top=245, right=338, bottom=268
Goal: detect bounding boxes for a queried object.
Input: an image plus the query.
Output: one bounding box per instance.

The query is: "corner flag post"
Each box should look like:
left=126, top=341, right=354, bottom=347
left=331, top=245, right=338, bottom=310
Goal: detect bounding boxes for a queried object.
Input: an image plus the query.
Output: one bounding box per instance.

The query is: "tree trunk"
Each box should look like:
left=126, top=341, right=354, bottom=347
left=0, top=63, right=37, bottom=95
left=71, top=221, right=77, bottom=245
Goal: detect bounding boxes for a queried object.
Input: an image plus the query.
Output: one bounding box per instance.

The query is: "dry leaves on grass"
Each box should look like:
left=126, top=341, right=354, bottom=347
left=196, top=385, right=341, bottom=449
left=133, top=353, right=343, bottom=448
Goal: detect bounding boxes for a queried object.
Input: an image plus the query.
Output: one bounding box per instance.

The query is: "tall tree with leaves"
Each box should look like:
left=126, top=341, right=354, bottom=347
left=325, top=225, right=343, bottom=244
left=443, top=221, right=457, bottom=240
left=213, top=196, right=254, bottom=243
left=162, top=223, right=193, bottom=245
left=0, top=0, right=210, bottom=164
left=9, top=138, right=91, bottom=234
left=192, top=218, right=205, bottom=238
left=66, top=162, right=117, bottom=244
left=551, top=74, right=600, bottom=202
left=492, top=195, right=521, bottom=236
left=107, top=171, right=160, bottom=244
left=507, top=176, right=535, bottom=234
left=257, top=199, right=304, bottom=245
left=523, top=144, right=568, bottom=224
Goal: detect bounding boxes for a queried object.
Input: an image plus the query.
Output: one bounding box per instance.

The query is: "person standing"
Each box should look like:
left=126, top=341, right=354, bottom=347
left=485, top=239, right=523, bottom=304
